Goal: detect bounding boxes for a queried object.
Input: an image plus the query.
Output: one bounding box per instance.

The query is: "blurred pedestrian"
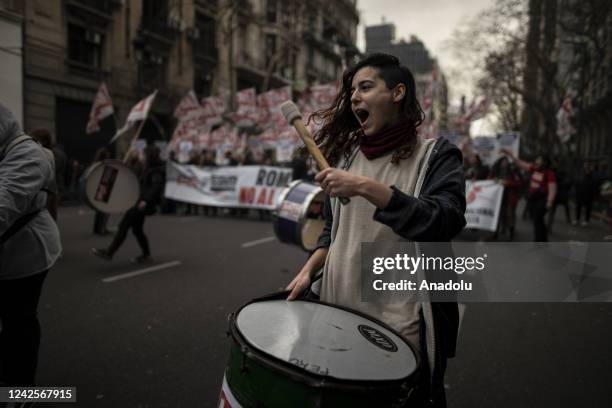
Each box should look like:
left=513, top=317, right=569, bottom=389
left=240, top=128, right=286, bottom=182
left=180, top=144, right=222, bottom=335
left=464, top=154, right=489, bottom=181
left=547, top=159, right=572, bottom=233
left=53, top=143, right=68, bottom=202
left=502, top=149, right=557, bottom=241
left=573, top=162, right=598, bottom=227
left=184, top=150, right=201, bottom=216
left=225, top=150, right=239, bottom=166
left=199, top=150, right=218, bottom=217
left=0, top=103, right=61, bottom=386
left=91, top=147, right=165, bottom=263
left=489, top=156, right=522, bottom=240
left=125, top=148, right=144, bottom=178
left=290, top=150, right=309, bottom=181
left=91, top=147, right=112, bottom=235
left=600, top=181, right=612, bottom=240
left=29, top=128, right=60, bottom=221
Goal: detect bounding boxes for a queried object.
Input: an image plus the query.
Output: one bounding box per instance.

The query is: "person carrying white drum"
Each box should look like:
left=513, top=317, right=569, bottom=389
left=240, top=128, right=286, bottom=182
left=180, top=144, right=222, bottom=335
left=286, top=53, right=466, bottom=407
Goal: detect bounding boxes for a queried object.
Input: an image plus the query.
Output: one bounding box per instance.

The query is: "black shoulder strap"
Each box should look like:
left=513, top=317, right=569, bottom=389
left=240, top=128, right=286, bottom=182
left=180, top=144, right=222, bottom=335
left=0, top=209, right=43, bottom=246
left=0, top=134, right=47, bottom=245
left=0, top=134, right=33, bottom=161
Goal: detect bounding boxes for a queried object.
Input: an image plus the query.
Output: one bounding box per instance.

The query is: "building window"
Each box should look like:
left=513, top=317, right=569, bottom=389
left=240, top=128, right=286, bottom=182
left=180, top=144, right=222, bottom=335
left=201, top=0, right=218, bottom=8
left=67, top=23, right=103, bottom=69
left=308, top=11, right=317, bottom=36
left=141, top=0, right=169, bottom=34
left=265, top=33, right=277, bottom=59
left=266, top=0, right=277, bottom=23
left=281, top=49, right=295, bottom=79
left=195, top=12, right=217, bottom=60
left=138, top=53, right=167, bottom=93
left=195, top=69, right=213, bottom=97
left=307, top=45, right=314, bottom=70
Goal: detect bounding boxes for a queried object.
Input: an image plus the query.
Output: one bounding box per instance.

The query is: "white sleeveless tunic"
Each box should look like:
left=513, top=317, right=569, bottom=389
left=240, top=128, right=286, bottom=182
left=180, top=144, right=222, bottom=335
left=321, top=136, right=436, bottom=352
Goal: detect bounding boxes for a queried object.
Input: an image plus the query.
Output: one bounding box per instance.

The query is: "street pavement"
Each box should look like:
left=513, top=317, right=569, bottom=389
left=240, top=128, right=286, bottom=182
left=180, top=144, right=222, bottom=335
left=32, top=203, right=612, bottom=407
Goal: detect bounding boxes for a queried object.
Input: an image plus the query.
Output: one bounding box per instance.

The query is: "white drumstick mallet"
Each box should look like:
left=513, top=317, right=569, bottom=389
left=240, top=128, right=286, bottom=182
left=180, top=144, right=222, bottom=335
left=280, top=101, right=350, bottom=205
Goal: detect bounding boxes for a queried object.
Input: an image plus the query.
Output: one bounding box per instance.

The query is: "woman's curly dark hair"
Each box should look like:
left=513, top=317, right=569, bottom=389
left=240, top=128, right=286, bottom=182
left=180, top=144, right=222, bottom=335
left=308, top=53, right=424, bottom=167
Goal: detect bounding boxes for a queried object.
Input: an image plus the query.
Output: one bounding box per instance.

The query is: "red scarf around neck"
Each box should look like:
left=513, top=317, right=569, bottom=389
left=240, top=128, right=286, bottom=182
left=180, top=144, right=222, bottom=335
left=359, top=119, right=415, bottom=160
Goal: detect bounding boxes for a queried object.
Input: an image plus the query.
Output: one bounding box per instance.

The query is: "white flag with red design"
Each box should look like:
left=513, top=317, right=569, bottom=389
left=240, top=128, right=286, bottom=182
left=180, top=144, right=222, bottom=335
left=457, top=97, right=490, bottom=125
left=86, top=82, right=114, bottom=134
left=200, top=95, right=227, bottom=127
left=111, top=90, right=158, bottom=142
left=469, top=97, right=490, bottom=121
left=556, top=95, right=575, bottom=144
left=171, top=107, right=209, bottom=143
left=174, top=90, right=200, bottom=119
left=235, top=88, right=258, bottom=126
left=257, top=86, right=293, bottom=132
left=309, top=82, right=339, bottom=110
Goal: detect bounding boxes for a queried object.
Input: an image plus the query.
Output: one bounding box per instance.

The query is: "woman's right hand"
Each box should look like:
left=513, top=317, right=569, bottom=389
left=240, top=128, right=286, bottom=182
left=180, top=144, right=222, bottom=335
left=286, top=268, right=313, bottom=301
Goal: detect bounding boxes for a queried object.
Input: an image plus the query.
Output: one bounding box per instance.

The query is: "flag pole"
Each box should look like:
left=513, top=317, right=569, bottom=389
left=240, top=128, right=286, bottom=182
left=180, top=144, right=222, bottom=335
left=109, top=112, right=119, bottom=144
left=123, top=90, right=158, bottom=162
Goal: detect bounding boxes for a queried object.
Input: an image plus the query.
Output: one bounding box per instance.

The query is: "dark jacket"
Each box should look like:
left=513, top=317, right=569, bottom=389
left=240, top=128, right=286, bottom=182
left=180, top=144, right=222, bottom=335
left=316, top=138, right=466, bottom=246
left=315, top=138, right=466, bottom=407
left=140, top=162, right=165, bottom=213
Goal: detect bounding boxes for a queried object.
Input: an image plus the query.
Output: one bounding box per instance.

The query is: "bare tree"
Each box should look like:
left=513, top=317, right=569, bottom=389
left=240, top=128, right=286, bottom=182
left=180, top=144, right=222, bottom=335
left=446, top=0, right=610, bottom=157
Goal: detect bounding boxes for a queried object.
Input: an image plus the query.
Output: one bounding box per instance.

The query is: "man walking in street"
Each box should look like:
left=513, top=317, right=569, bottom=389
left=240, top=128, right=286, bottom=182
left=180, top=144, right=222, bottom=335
left=91, top=147, right=165, bottom=263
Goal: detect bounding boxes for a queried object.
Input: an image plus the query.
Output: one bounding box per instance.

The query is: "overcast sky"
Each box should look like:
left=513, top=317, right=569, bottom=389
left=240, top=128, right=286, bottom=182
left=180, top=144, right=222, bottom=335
left=356, top=0, right=495, bottom=104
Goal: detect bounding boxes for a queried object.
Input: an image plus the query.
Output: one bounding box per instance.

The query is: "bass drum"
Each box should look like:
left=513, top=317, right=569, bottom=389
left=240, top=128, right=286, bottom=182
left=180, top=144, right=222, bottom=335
left=82, top=159, right=140, bottom=214
left=273, top=180, right=325, bottom=251
left=220, top=295, right=419, bottom=408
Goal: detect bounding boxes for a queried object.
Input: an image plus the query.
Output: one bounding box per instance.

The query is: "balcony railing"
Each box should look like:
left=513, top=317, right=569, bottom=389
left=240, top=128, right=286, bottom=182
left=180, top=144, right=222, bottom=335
left=65, top=0, right=115, bottom=18
left=140, top=16, right=175, bottom=40
left=194, top=43, right=218, bottom=62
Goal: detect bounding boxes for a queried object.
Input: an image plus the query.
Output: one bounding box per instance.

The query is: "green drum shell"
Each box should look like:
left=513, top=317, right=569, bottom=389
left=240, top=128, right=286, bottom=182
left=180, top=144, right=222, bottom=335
left=225, top=299, right=418, bottom=408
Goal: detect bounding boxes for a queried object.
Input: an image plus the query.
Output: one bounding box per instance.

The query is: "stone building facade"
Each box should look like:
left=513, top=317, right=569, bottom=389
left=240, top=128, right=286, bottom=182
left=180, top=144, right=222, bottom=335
left=521, top=0, right=611, bottom=173
left=0, top=0, right=359, bottom=165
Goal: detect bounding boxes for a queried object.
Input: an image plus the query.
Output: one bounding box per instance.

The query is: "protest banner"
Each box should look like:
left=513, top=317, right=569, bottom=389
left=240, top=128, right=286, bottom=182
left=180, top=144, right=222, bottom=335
left=165, top=163, right=293, bottom=209
left=465, top=180, right=504, bottom=232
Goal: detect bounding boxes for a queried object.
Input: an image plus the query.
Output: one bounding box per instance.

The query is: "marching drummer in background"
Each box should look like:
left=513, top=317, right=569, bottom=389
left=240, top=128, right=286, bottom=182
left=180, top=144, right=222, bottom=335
left=286, top=53, right=466, bottom=407
left=91, top=147, right=112, bottom=235
left=91, top=146, right=165, bottom=264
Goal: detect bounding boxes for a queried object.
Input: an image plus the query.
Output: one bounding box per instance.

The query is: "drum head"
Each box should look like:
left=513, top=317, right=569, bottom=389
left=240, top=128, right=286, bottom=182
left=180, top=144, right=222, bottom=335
left=235, top=300, right=417, bottom=381
left=84, top=159, right=140, bottom=214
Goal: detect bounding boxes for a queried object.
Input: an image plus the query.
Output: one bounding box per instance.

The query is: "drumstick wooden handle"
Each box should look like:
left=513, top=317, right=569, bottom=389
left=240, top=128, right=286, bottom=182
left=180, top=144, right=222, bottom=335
left=292, top=120, right=329, bottom=170
left=281, top=101, right=350, bottom=205
left=291, top=119, right=350, bottom=205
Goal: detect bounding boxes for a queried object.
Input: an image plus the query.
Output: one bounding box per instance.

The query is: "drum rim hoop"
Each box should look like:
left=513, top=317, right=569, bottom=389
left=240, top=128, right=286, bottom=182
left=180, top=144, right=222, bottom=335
left=228, top=292, right=420, bottom=391
left=295, top=185, right=323, bottom=250
left=275, top=179, right=302, bottom=211
left=271, top=180, right=302, bottom=247
left=272, top=180, right=324, bottom=252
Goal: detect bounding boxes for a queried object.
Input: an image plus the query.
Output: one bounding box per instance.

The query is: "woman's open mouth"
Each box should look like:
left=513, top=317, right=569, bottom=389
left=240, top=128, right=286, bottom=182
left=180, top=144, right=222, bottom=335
left=354, top=108, right=370, bottom=127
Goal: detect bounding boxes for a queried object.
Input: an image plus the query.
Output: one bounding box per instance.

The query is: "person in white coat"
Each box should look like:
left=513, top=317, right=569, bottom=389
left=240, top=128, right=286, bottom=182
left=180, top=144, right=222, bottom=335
left=0, top=103, right=62, bottom=386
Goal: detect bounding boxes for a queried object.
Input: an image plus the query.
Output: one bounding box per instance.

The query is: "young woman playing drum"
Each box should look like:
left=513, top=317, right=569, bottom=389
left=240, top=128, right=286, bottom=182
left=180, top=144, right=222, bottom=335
left=286, top=53, right=466, bottom=407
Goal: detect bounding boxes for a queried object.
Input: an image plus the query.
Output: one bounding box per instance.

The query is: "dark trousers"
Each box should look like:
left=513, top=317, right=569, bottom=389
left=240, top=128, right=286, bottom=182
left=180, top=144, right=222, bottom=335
left=547, top=198, right=571, bottom=232
left=93, top=211, right=109, bottom=234
left=529, top=197, right=548, bottom=242
left=107, top=207, right=150, bottom=256
left=0, top=271, right=48, bottom=386
left=575, top=199, right=593, bottom=223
